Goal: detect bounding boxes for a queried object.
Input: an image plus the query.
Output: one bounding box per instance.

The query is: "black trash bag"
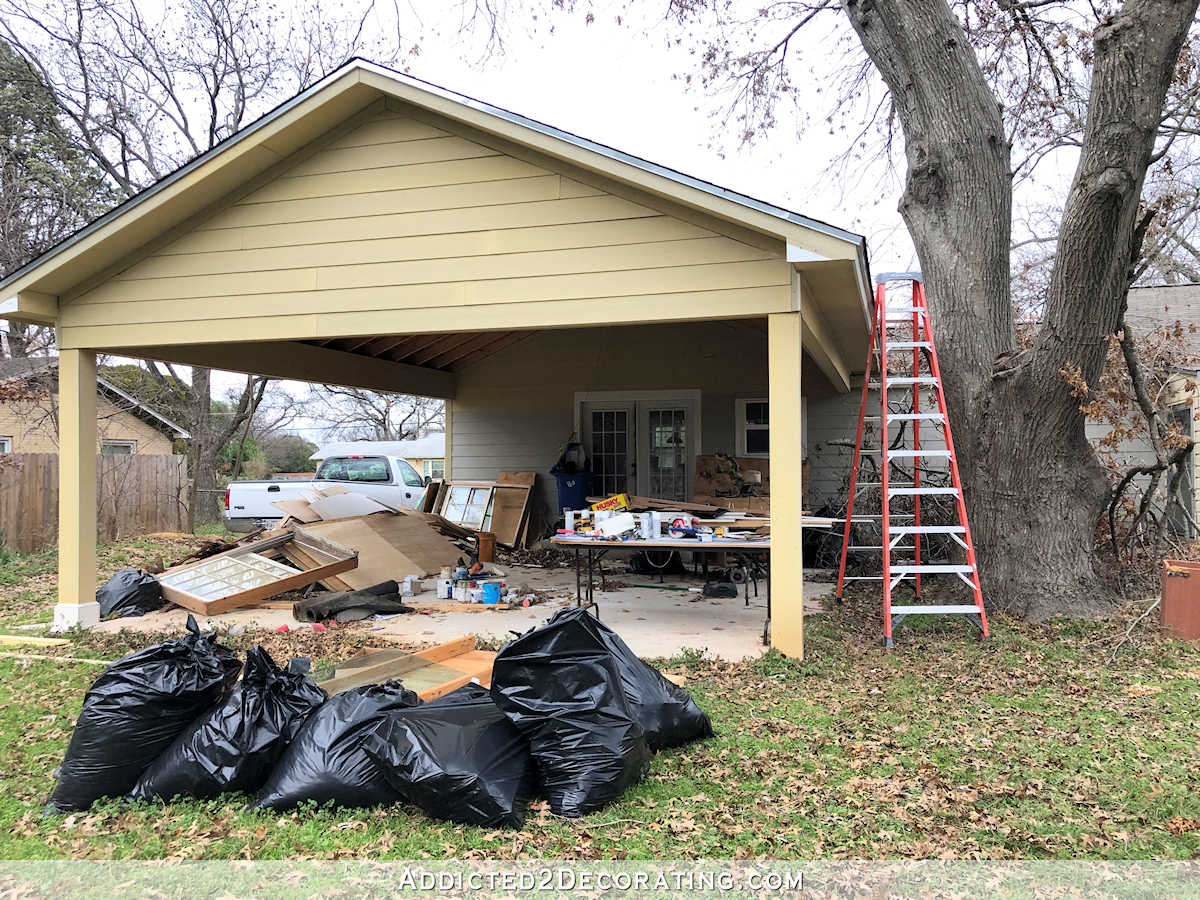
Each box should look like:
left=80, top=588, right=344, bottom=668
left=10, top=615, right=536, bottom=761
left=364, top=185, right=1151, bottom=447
left=490, top=610, right=652, bottom=817
left=564, top=608, right=714, bottom=751
left=255, top=680, right=421, bottom=811
left=96, top=568, right=164, bottom=619
left=363, top=683, right=535, bottom=828
left=128, top=647, right=328, bottom=802
left=48, top=615, right=241, bottom=813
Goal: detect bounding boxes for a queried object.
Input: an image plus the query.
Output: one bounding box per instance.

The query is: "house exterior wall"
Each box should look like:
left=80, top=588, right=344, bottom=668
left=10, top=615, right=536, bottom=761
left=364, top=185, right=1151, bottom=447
left=0, top=393, right=174, bottom=455
left=58, top=108, right=793, bottom=350
left=451, top=320, right=777, bottom=519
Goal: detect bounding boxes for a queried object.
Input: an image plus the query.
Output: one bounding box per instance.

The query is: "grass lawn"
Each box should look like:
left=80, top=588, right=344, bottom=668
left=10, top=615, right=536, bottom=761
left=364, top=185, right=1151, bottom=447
left=0, top=536, right=1198, bottom=860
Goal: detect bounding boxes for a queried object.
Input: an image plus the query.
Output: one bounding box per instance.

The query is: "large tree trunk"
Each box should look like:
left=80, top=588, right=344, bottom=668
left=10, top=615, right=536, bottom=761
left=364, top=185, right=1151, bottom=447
left=185, top=367, right=215, bottom=529
left=842, top=0, right=1198, bottom=618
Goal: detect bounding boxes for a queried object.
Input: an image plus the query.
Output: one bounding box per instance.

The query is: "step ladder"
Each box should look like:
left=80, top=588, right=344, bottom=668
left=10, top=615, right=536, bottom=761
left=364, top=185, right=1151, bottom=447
left=835, top=272, right=988, bottom=647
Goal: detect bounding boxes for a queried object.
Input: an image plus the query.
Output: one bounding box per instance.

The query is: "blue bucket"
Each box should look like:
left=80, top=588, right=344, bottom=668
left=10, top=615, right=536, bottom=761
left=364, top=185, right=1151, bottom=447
left=481, top=583, right=502, bottom=605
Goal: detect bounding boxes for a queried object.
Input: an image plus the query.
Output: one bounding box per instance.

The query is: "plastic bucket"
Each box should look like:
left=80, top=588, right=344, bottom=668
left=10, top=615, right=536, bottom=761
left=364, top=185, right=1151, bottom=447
left=482, top=582, right=502, bottom=605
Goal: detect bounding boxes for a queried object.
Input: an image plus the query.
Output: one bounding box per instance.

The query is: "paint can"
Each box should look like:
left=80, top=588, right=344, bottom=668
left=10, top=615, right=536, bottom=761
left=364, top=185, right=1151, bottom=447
left=481, top=582, right=502, bottom=605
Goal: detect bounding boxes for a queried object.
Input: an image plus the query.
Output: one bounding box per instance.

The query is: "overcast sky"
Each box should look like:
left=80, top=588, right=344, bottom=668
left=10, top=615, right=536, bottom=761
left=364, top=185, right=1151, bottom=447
left=196, top=1, right=926, bottom=439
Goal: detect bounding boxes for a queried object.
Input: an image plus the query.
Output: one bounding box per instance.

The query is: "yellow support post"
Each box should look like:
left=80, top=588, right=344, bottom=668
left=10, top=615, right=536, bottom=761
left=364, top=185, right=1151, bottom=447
left=768, top=312, right=804, bottom=657
left=53, top=348, right=99, bottom=630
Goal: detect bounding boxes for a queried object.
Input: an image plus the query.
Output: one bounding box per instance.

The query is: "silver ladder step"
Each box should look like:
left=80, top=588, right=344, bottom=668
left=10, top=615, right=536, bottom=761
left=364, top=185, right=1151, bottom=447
left=886, top=341, right=933, bottom=349
left=890, top=564, right=975, bottom=574
left=867, top=377, right=938, bottom=388
left=855, top=481, right=917, bottom=488
left=864, top=413, right=945, bottom=421
left=851, top=514, right=916, bottom=520
left=890, top=604, right=982, bottom=615
left=886, top=449, right=952, bottom=458
left=889, top=487, right=960, bottom=496
left=889, top=525, right=966, bottom=535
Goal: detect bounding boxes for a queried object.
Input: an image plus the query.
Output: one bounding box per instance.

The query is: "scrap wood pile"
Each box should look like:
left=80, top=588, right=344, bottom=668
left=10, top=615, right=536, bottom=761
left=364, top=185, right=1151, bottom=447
left=96, top=475, right=540, bottom=622
left=46, top=608, right=712, bottom=828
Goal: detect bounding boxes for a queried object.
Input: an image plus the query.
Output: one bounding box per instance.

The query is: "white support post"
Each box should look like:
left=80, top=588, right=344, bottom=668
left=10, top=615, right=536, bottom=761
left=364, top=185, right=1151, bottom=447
left=53, top=348, right=100, bottom=630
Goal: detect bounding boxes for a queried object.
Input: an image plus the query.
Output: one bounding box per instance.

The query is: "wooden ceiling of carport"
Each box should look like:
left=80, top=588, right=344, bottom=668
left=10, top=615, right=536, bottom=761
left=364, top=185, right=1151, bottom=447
left=306, top=330, right=534, bottom=371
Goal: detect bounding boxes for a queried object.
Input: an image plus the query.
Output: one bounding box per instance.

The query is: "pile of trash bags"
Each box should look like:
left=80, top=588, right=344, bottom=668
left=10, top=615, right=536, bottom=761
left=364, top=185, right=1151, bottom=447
left=47, top=607, right=712, bottom=826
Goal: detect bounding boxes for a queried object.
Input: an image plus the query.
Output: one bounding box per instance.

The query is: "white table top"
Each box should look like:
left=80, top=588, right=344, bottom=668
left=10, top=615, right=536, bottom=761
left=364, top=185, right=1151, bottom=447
left=552, top=535, right=772, bottom=550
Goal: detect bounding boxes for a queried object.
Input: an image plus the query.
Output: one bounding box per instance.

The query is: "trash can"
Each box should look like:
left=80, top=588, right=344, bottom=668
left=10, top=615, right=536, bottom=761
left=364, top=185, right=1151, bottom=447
left=1162, top=559, right=1200, bottom=640
left=553, top=471, right=593, bottom=514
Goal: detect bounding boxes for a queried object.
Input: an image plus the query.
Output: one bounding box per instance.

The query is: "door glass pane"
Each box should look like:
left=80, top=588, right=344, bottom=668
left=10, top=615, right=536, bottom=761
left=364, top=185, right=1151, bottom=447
left=590, top=409, right=629, bottom=496
left=745, top=428, right=770, bottom=455
left=647, top=407, right=687, bottom=500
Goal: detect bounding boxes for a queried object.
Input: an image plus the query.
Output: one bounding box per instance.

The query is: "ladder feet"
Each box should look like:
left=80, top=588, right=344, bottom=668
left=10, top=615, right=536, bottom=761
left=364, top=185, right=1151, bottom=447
left=882, top=636, right=894, bottom=649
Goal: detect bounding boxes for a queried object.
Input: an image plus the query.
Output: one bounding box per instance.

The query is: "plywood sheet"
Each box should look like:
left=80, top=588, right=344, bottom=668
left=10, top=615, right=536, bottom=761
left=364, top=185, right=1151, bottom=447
left=297, top=513, right=462, bottom=586
left=490, top=485, right=530, bottom=548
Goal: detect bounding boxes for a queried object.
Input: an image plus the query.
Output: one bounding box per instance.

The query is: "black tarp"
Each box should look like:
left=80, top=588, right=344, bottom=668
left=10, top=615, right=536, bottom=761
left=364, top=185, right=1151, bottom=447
left=363, top=683, right=535, bottom=828
left=47, top=615, right=241, bottom=813
left=490, top=609, right=652, bottom=817
left=128, top=647, right=327, bottom=802
left=292, top=580, right=413, bottom=622
left=96, top=568, right=164, bottom=619
left=254, top=680, right=420, bottom=811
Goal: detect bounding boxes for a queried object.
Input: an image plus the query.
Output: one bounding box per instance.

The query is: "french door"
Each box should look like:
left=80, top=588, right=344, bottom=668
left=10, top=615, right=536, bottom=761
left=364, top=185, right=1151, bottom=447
left=581, top=396, right=697, bottom=501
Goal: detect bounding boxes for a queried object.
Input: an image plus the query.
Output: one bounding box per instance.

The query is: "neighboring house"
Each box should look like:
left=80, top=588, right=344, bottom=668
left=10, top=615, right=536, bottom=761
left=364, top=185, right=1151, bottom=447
left=0, top=357, right=188, bottom=455
left=0, top=59, right=871, bottom=656
left=1118, top=283, right=1200, bottom=530
left=310, top=434, right=445, bottom=480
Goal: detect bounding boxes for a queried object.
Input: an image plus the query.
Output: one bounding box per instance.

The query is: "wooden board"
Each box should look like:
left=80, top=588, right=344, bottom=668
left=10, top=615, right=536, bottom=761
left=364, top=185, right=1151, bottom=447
left=316, top=636, right=492, bottom=698
left=0, top=634, right=69, bottom=647
left=296, top=513, right=463, bottom=586
left=498, top=471, right=537, bottom=548
left=419, top=480, right=443, bottom=513
left=490, top=484, right=531, bottom=548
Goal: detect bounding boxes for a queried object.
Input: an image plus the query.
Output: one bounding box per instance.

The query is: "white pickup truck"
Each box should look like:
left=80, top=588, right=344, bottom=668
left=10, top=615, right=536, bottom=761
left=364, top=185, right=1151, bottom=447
left=224, top=454, right=429, bottom=531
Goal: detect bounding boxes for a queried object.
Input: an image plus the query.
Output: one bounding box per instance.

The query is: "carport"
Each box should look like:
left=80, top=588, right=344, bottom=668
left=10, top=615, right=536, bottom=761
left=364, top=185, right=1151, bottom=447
left=0, top=60, right=871, bottom=657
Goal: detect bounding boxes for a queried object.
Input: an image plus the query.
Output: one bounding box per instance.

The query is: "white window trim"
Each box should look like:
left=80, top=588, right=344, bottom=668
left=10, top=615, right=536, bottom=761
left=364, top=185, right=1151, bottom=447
left=735, top=397, right=770, bottom=459
left=100, top=439, right=137, bottom=455
left=422, top=458, right=445, bottom=479
left=0, top=435, right=11, bottom=453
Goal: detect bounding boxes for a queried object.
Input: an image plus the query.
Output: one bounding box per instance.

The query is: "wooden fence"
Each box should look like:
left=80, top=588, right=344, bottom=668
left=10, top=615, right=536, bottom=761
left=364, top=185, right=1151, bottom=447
left=0, top=453, right=188, bottom=552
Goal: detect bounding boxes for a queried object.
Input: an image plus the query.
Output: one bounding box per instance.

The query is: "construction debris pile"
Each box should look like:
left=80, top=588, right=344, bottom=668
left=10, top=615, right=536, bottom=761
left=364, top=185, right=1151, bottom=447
left=46, top=608, right=711, bottom=828
left=97, top=475, right=545, bottom=624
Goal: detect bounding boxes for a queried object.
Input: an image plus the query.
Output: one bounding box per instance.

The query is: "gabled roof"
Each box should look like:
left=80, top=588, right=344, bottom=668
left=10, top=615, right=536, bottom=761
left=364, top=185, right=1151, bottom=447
left=0, top=58, right=870, bottom=324
left=0, top=356, right=190, bottom=439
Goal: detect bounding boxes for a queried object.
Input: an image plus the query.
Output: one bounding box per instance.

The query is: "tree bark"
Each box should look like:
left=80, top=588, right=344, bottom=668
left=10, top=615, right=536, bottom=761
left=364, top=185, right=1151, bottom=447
left=841, top=0, right=1199, bottom=618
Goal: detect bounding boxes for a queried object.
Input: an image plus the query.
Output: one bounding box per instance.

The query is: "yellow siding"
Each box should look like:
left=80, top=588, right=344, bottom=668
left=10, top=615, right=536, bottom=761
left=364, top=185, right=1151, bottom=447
left=0, top=394, right=174, bottom=455
left=60, top=110, right=791, bottom=349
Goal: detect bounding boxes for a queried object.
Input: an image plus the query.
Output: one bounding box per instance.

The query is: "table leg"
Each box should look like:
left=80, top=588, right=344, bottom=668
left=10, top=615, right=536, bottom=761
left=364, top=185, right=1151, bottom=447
left=587, top=547, right=594, bottom=606
left=762, top=563, right=772, bottom=647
